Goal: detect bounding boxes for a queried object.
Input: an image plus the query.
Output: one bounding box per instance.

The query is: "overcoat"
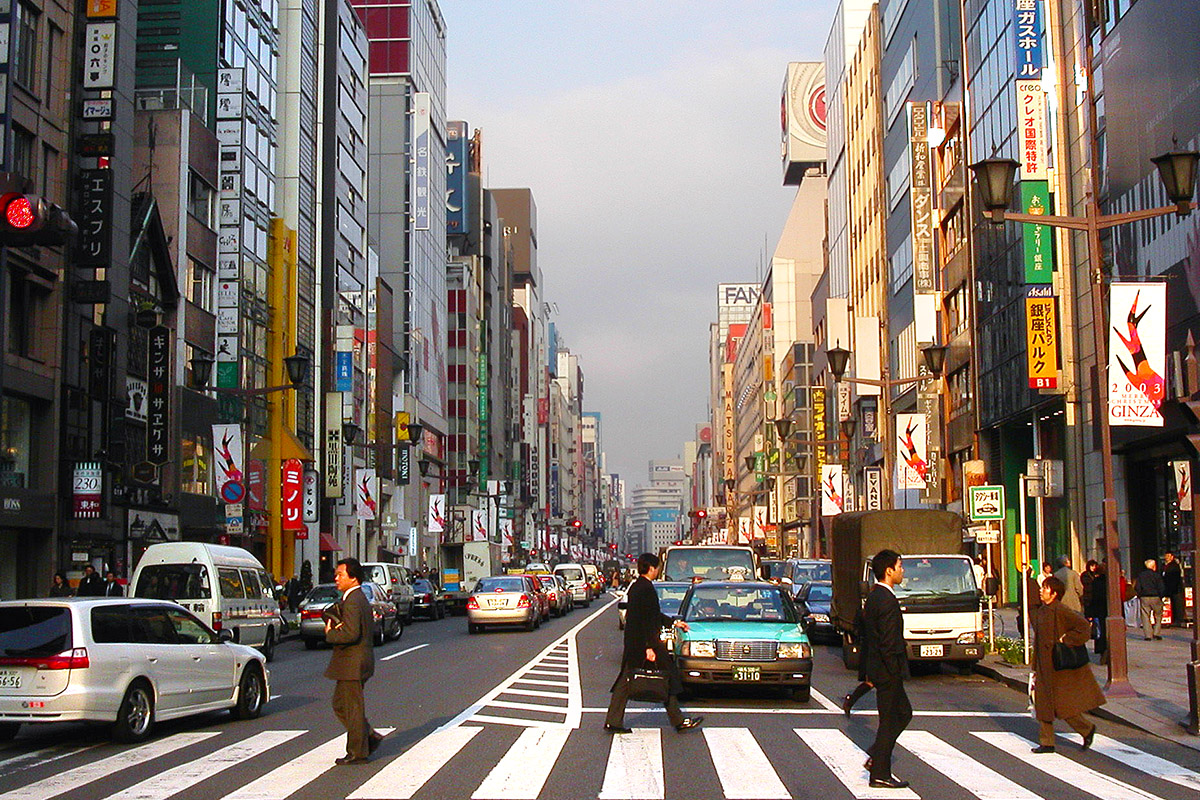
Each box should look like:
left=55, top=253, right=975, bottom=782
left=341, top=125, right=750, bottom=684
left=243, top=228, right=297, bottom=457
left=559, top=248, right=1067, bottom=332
left=324, top=586, right=376, bottom=682
left=1031, top=600, right=1105, bottom=722
left=611, top=575, right=682, bottom=695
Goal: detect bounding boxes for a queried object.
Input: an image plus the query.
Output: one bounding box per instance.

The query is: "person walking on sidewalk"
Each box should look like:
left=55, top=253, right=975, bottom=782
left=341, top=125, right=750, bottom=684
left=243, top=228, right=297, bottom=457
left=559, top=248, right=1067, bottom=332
left=1162, top=552, right=1184, bottom=627
left=1083, top=561, right=1107, bottom=656
left=862, top=549, right=912, bottom=790
left=1030, top=576, right=1104, bottom=753
left=1134, top=560, right=1165, bottom=640
left=1053, top=556, right=1084, bottom=614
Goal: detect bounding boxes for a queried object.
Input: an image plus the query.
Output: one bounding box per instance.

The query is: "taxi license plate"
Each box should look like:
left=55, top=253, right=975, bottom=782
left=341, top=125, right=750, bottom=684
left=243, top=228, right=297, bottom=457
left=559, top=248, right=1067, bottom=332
left=732, top=665, right=760, bottom=682
left=0, top=670, right=20, bottom=689
left=920, top=645, right=944, bottom=658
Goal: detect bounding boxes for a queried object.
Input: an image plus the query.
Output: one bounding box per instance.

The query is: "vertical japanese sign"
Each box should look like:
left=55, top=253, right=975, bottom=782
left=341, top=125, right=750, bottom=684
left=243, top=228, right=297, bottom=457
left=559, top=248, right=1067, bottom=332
left=908, top=102, right=935, bottom=293
left=427, top=494, right=446, bottom=533
left=446, top=120, right=470, bottom=234
left=281, top=458, right=304, bottom=531
left=88, top=327, right=112, bottom=399
left=1174, top=461, right=1192, bottom=512
left=335, top=352, right=353, bottom=392
left=1017, top=81, right=1047, bottom=180
left=302, top=466, right=320, bottom=522
left=77, top=169, right=112, bottom=267
left=212, top=424, right=244, bottom=493
left=82, top=22, right=116, bottom=89
left=820, top=464, right=844, bottom=516
left=1025, top=285, right=1059, bottom=388
left=355, top=468, right=377, bottom=521
left=147, top=326, right=170, bottom=466
left=215, top=68, right=244, bottom=390
left=1109, top=282, right=1166, bottom=427
left=246, top=459, right=265, bottom=512
left=1020, top=182, right=1054, bottom=283
left=1013, top=0, right=1043, bottom=80
left=323, top=393, right=342, bottom=498
left=896, top=413, right=930, bottom=490
left=412, top=92, right=431, bottom=231
left=73, top=462, right=103, bottom=519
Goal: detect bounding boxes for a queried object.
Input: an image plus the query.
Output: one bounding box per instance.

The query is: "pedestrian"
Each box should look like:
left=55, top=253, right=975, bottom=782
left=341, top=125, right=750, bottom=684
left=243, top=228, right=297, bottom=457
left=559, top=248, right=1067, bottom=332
left=1080, top=559, right=1098, bottom=611
left=324, top=557, right=386, bottom=764
left=1053, top=556, right=1084, bottom=614
left=1134, top=559, right=1165, bottom=639
left=286, top=574, right=303, bottom=613
left=841, top=607, right=873, bottom=715
left=1162, top=552, right=1184, bottom=627
left=1083, top=561, right=1107, bottom=656
left=972, top=556, right=986, bottom=591
left=861, top=549, right=912, bottom=790
left=103, top=570, right=124, bottom=597
left=77, top=565, right=104, bottom=596
left=48, top=571, right=73, bottom=597
left=604, top=552, right=702, bottom=735
left=1038, top=562, right=1053, bottom=586
left=1029, top=575, right=1103, bottom=753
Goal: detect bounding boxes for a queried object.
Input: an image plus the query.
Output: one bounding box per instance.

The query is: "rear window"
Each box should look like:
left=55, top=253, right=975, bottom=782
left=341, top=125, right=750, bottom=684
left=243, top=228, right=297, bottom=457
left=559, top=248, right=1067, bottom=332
left=366, top=566, right=391, bottom=586
left=219, top=568, right=246, bottom=599
left=806, top=584, right=833, bottom=602
left=0, top=607, right=71, bottom=656
left=556, top=568, right=584, bottom=581
left=662, top=548, right=756, bottom=581
left=305, top=586, right=341, bottom=603
left=475, top=577, right=524, bottom=592
left=134, top=564, right=212, bottom=600
left=414, top=580, right=437, bottom=592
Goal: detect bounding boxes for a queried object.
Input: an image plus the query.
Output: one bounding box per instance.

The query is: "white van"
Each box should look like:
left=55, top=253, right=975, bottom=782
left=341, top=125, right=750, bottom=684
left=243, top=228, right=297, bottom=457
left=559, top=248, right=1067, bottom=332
left=130, top=543, right=284, bottom=661
left=554, top=563, right=591, bottom=606
left=361, top=562, right=416, bottom=622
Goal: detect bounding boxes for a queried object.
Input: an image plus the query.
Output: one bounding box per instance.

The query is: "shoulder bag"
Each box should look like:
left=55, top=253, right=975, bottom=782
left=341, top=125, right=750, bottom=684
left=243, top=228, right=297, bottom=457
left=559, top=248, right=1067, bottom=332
left=1051, top=610, right=1090, bottom=671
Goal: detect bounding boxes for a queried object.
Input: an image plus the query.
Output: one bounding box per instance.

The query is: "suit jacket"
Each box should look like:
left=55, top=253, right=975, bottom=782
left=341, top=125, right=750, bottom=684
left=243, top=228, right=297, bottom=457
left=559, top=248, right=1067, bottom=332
left=324, top=585, right=375, bottom=682
left=862, top=583, right=906, bottom=685
left=77, top=574, right=104, bottom=596
left=104, top=581, right=124, bottom=597
left=613, top=576, right=680, bottom=693
left=1053, top=567, right=1084, bottom=614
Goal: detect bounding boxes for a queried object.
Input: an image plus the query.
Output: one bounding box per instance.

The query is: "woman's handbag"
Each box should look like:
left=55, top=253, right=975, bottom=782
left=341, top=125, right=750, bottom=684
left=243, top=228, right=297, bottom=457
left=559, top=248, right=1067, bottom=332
left=1052, top=641, right=1090, bottom=671
left=627, top=667, right=669, bottom=703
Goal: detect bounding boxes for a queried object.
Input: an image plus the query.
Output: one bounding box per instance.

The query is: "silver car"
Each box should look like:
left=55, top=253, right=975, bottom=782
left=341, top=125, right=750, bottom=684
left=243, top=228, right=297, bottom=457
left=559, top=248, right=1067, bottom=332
left=298, top=582, right=402, bottom=648
left=0, top=598, right=268, bottom=743
left=466, top=575, right=541, bottom=633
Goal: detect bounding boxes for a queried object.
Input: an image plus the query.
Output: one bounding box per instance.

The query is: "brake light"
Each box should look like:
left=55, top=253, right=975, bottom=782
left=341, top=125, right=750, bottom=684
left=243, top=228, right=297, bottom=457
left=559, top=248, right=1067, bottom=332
left=422, top=593, right=432, bottom=602
left=301, top=609, right=322, bottom=620
left=516, top=595, right=531, bottom=608
left=0, top=648, right=89, bottom=670
left=466, top=596, right=480, bottom=610
left=212, top=611, right=223, bottom=631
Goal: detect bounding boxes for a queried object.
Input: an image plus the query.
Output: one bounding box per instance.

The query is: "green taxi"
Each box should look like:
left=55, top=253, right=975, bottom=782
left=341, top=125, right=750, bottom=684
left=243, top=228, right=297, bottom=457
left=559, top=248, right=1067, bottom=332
left=673, top=580, right=814, bottom=701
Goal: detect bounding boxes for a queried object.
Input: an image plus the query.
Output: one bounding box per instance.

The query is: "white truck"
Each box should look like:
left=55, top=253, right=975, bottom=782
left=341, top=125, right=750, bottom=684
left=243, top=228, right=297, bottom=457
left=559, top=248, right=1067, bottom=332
left=442, top=540, right=501, bottom=614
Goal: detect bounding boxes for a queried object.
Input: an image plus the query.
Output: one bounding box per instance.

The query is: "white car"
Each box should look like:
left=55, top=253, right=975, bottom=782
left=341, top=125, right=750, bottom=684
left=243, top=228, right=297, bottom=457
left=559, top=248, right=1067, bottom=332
left=0, top=598, right=269, bottom=743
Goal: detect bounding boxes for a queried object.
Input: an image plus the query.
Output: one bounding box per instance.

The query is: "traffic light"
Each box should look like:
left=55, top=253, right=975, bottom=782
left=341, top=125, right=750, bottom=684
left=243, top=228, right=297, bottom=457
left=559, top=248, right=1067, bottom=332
left=0, top=192, right=76, bottom=247
left=571, top=519, right=582, bottom=530
left=696, top=509, right=707, bottom=520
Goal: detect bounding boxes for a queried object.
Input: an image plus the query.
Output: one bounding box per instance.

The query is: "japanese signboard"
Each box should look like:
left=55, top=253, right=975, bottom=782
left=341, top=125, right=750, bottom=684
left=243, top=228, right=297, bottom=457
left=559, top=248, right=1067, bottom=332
left=908, top=102, right=935, bottom=294
left=281, top=458, right=304, bottom=531
left=246, top=459, right=265, bottom=512
left=73, top=462, right=102, bottom=519
left=88, top=328, right=112, bottom=399
left=324, top=393, right=343, bottom=497
left=355, top=468, right=377, bottom=521
left=83, top=23, right=116, bottom=89
left=1025, top=285, right=1059, bottom=388
left=1013, top=0, right=1043, bottom=80
left=896, top=413, right=930, bottom=490
left=968, top=485, right=1006, bottom=521
left=77, top=169, right=112, bottom=267
left=864, top=466, right=883, bottom=510
left=446, top=120, right=470, bottom=234
left=335, top=352, right=353, bottom=392
left=1021, top=181, right=1054, bottom=283
left=1109, top=282, right=1166, bottom=427
left=412, top=92, right=431, bottom=231
left=212, top=424, right=244, bottom=495
left=147, top=326, right=170, bottom=466
left=820, top=464, right=844, bottom=516
left=427, top=494, right=446, bottom=533
left=1016, top=80, right=1047, bottom=179
left=302, top=466, right=320, bottom=522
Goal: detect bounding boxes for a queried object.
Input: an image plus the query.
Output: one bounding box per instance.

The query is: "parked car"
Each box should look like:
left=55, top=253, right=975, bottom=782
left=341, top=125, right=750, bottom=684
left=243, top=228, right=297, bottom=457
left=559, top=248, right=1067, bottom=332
left=539, top=575, right=570, bottom=617
left=795, top=580, right=836, bottom=643
left=361, top=562, right=416, bottom=622
left=583, top=564, right=603, bottom=597
left=412, top=579, right=447, bottom=620
left=466, top=575, right=541, bottom=633
left=553, top=563, right=591, bottom=606
left=298, top=582, right=402, bottom=649
left=0, top=598, right=268, bottom=743
left=761, top=559, right=787, bottom=583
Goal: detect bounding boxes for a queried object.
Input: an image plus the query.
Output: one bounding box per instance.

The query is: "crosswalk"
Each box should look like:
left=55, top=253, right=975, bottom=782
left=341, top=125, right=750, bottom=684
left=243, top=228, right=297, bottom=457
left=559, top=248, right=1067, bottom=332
left=2, top=723, right=1199, bottom=800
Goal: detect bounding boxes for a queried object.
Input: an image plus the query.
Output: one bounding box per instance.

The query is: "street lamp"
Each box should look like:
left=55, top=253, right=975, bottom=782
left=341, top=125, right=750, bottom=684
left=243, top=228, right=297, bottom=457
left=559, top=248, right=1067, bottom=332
left=189, top=351, right=310, bottom=395
left=969, top=149, right=1199, bottom=698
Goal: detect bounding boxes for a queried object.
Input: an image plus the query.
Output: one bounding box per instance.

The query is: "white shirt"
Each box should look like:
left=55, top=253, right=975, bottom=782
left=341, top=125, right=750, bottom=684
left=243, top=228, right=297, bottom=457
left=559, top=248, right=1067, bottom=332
left=342, top=584, right=362, bottom=601
left=878, top=581, right=898, bottom=596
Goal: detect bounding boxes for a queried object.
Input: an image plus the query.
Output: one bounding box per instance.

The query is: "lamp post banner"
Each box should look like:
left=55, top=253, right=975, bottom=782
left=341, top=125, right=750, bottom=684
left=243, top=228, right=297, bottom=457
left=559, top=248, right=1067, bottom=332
left=753, top=506, right=768, bottom=541
left=355, top=468, right=377, bottom=521
left=212, top=424, right=244, bottom=494
left=896, top=413, right=930, bottom=489
left=427, top=494, right=446, bottom=533
left=821, top=464, right=844, bottom=516
left=1173, top=460, right=1192, bottom=512
left=737, top=516, right=751, bottom=544
left=1108, top=281, right=1166, bottom=427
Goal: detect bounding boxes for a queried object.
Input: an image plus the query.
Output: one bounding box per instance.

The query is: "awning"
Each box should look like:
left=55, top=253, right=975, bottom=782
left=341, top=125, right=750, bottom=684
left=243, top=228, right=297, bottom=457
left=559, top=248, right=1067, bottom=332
left=247, top=427, right=315, bottom=463
left=319, top=532, right=342, bottom=552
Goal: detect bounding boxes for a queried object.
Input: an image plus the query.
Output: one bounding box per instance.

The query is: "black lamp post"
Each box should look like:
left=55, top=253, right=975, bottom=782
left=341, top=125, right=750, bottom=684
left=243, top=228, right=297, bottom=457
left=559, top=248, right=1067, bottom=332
left=773, top=417, right=793, bottom=441
left=190, top=353, right=215, bottom=389
left=1151, top=151, right=1199, bottom=215
left=827, top=346, right=851, bottom=381
left=342, top=421, right=362, bottom=445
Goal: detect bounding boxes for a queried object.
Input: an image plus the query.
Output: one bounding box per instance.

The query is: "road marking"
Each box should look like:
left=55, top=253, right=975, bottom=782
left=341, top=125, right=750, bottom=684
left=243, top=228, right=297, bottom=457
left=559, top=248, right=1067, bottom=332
left=0, top=744, right=100, bottom=776
left=472, top=727, right=571, bottom=799
left=487, top=699, right=568, bottom=714
left=973, top=732, right=1163, bottom=800
left=703, top=728, right=790, bottom=799
left=794, top=729, right=920, bottom=799
left=522, top=668, right=568, bottom=677
left=467, top=715, right=562, bottom=728
left=899, top=730, right=1041, bottom=800
left=1062, top=732, right=1200, bottom=793
left=599, top=728, right=663, bottom=800
left=501, top=688, right=570, bottom=699
left=512, top=678, right=570, bottom=688
left=350, top=725, right=482, bottom=800
left=381, top=643, right=430, bottom=661
left=106, top=731, right=302, bottom=800
left=809, top=688, right=842, bottom=713
left=0, top=732, right=221, bottom=800
left=221, top=728, right=395, bottom=800
left=578, top=707, right=1032, bottom=717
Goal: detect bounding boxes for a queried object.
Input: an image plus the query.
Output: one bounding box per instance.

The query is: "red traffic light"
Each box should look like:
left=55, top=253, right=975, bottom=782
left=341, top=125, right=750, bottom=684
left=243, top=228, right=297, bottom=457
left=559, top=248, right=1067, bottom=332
left=5, top=196, right=35, bottom=229
left=696, top=509, right=707, bottom=519
left=0, top=192, right=75, bottom=246
left=571, top=519, right=582, bottom=529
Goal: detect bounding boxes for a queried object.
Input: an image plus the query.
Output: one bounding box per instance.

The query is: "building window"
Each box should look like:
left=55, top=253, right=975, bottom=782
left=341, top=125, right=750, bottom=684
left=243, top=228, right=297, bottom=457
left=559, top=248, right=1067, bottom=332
left=0, top=396, right=32, bottom=489
left=188, top=171, right=215, bottom=227
left=186, top=257, right=215, bottom=313
left=11, top=127, right=34, bottom=183
left=948, top=365, right=973, bottom=420
left=14, top=2, right=38, bottom=91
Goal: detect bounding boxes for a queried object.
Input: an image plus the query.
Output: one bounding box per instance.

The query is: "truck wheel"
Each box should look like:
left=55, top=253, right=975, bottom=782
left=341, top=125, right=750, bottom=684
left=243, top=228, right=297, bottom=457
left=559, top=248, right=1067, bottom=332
left=468, top=623, right=480, bottom=634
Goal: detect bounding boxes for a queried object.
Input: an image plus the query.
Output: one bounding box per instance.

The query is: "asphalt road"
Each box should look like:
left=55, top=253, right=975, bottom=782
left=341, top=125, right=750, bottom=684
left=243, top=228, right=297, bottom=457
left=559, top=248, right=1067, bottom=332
left=3, top=593, right=1200, bottom=800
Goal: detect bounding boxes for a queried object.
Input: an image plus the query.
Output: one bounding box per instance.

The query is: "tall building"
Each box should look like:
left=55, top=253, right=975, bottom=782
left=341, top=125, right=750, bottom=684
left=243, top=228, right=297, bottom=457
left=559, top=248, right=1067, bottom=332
left=628, top=461, right=685, bottom=553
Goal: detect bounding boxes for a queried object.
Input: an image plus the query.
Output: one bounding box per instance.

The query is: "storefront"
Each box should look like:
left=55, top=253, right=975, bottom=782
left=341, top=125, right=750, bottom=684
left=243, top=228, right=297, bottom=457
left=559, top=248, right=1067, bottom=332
left=0, top=488, right=55, bottom=599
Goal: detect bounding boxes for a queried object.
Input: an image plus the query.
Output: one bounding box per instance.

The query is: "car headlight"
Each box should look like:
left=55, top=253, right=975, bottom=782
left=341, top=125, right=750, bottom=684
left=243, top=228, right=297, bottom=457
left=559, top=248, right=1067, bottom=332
left=957, top=631, right=983, bottom=645
left=777, top=642, right=812, bottom=659
left=810, top=613, right=830, bottom=623
left=681, top=640, right=715, bottom=657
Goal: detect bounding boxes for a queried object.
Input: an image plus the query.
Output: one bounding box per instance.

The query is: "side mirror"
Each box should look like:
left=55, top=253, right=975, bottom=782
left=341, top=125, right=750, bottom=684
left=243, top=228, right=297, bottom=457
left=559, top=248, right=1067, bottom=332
left=218, top=629, right=234, bottom=643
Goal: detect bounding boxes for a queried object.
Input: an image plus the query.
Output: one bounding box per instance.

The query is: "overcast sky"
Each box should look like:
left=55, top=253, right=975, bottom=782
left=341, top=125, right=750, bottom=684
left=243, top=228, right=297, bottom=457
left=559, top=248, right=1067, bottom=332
left=443, top=1, right=839, bottom=486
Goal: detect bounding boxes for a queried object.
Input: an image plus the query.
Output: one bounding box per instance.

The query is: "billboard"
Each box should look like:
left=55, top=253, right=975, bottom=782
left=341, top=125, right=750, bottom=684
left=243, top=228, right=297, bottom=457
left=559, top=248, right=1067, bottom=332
left=446, top=121, right=470, bottom=235
left=820, top=464, right=843, bottom=516
left=896, top=413, right=930, bottom=490
left=1108, top=282, right=1166, bottom=427
left=782, top=62, right=827, bottom=184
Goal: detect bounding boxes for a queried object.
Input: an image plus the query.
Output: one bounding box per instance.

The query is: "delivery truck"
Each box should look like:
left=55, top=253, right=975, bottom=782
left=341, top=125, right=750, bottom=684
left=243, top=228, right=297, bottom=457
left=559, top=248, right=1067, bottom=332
left=442, top=540, right=502, bottom=614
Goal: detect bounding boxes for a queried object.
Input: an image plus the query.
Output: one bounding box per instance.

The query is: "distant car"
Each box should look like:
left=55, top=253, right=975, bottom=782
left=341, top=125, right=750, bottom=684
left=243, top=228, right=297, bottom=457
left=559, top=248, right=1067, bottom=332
left=520, top=574, right=553, bottom=622
left=524, top=562, right=552, bottom=575
left=467, top=575, right=542, bottom=633
left=795, top=580, right=836, bottom=643
left=673, top=580, right=813, bottom=701
left=412, top=579, right=447, bottom=620
left=0, top=598, right=268, bottom=743
left=617, top=580, right=689, bottom=642
left=761, top=559, right=787, bottom=583
left=299, top=582, right=402, bottom=649
left=543, top=575, right=572, bottom=617
left=782, top=558, right=832, bottom=596
left=361, top=562, right=416, bottom=622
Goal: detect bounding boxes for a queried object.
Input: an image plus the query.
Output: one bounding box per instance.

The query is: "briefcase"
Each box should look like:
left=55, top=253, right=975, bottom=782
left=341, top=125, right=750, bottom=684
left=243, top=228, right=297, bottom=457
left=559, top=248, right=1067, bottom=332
left=627, top=668, right=669, bottom=703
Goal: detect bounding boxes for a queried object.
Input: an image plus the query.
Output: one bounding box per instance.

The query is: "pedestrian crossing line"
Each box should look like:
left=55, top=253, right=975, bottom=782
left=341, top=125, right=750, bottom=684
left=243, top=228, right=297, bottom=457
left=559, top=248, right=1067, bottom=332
left=599, top=728, right=664, bottom=800
left=542, top=655, right=569, bottom=661
left=471, top=727, right=571, bottom=799
left=487, top=699, right=569, bottom=714
left=0, top=732, right=221, bottom=800
left=972, top=732, right=1164, bottom=800
left=523, top=668, right=568, bottom=677
left=467, top=714, right=563, bottom=729
left=1060, top=732, right=1200, bottom=793
left=105, top=730, right=303, bottom=800
left=501, top=688, right=569, bottom=699
left=220, top=728, right=396, bottom=800
left=0, top=743, right=100, bottom=777
left=703, top=728, right=790, bottom=800
left=898, top=730, right=1041, bottom=800
left=510, top=678, right=569, bottom=688
left=793, top=729, right=920, bottom=800
left=809, top=688, right=842, bottom=713
left=349, top=725, right=482, bottom=800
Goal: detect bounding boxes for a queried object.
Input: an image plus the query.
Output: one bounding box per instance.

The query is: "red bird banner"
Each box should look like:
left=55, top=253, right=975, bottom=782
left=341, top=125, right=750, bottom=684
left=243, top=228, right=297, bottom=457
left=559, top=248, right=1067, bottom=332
left=1109, top=282, right=1166, bottom=427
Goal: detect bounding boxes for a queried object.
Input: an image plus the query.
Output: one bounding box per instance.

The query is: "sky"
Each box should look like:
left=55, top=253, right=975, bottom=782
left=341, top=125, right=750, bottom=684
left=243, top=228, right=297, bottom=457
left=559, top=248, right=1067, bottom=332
left=442, top=1, right=839, bottom=486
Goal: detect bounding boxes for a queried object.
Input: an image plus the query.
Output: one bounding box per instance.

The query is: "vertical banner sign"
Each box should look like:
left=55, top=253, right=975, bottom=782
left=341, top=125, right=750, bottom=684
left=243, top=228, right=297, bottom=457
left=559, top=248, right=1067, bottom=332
left=412, top=92, right=431, bottom=231
left=1020, top=182, right=1053, bottom=283
left=302, top=467, right=320, bottom=522
left=864, top=466, right=883, bottom=510
left=77, top=169, right=112, bottom=267
left=737, top=516, right=752, bottom=544
left=1025, top=285, right=1059, bottom=388
left=246, top=459, right=265, bottom=512
left=83, top=23, right=117, bottom=89
left=499, top=518, right=514, bottom=551
left=446, top=121, right=470, bottom=234
left=821, top=464, right=844, bottom=516
left=1173, top=461, right=1193, bottom=512
left=1013, top=0, right=1044, bottom=81
left=88, top=328, right=112, bottom=399
left=752, top=506, right=768, bottom=540
left=896, top=413, right=930, bottom=490
left=427, top=494, right=446, bottom=533
left=73, top=462, right=103, bottom=518
left=323, top=392, right=343, bottom=498
left=1109, top=282, right=1166, bottom=427
left=335, top=352, right=353, bottom=392
left=281, top=458, right=304, bottom=531
left=395, top=411, right=410, bottom=441
left=908, top=102, right=935, bottom=293
left=147, top=326, right=170, bottom=465
left=215, top=68, right=244, bottom=390
left=1016, top=80, right=1047, bottom=180
left=813, top=386, right=827, bottom=479
left=356, top=468, right=377, bottom=520
left=397, top=445, right=410, bottom=486
left=471, top=509, right=488, bottom=542
left=212, top=424, right=244, bottom=496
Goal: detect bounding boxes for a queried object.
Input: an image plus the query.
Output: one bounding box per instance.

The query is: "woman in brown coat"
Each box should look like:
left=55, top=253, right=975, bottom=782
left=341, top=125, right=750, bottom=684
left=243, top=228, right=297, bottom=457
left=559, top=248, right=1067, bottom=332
left=1030, top=575, right=1105, bottom=752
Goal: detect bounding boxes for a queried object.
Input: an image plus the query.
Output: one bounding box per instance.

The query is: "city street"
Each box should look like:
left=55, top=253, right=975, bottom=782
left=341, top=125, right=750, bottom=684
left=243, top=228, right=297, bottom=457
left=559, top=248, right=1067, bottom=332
left=1, top=594, right=1199, bottom=800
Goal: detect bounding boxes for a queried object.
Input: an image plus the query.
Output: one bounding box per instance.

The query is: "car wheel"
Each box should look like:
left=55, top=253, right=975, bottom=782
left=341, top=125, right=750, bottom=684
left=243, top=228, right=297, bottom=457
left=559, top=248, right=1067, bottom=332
left=114, top=682, right=154, bottom=743
left=389, top=615, right=404, bottom=640
left=526, top=615, right=537, bottom=631
left=232, top=666, right=266, bottom=720
left=304, top=637, right=320, bottom=650
left=260, top=629, right=276, bottom=662
left=790, top=684, right=812, bottom=702
left=468, top=623, right=480, bottom=634
left=0, top=722, right=19, bottom=741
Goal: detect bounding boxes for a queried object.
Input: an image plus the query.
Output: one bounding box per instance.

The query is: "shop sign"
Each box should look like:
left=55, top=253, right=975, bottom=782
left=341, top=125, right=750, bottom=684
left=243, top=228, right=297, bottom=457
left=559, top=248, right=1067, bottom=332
left=303, top=467, right=319, bottom=522
left=86, top=0, right=118, bottom=18
left=78, top=168, right=112, bottom=267
left=1016, top=80, right=1047, bottom=179
left=323, top=393, right=342, bottom=497
left=1014, top=0, right=1043, bottom=79
left=864, top=466, right=883, bottom=510
left=82, top=23, right=116, bottom=89
left=446, top=120, right=470, bottom=234
left=246, top=459, right=265, bottom=511
left=397, top=445, right=410, bottom=486
left=127, top=510, right=180, bottom=541
left=335, top=351, right=353, bottom=391
left=1025, top=285, right=1059, bottom=388
left=1109, top=281, right=1166, bottom=427
left=281, top=458, right=304, bottom=531
left=1021, top=181, right=1053, bottom=283
left=908, top=102, right=935, bottom=293
left=73, top=461, right=103, bottom=519
left=412, top=92, right=431, bottom=230
left=427, top=494, right=446, bottom=533
left=471, top=509, right=487, bottom=542
left=125, top=376, right=147, bottom=422
left=896, top=413, right=929, bottom=490
left=147, top=326, right=170, bottom=465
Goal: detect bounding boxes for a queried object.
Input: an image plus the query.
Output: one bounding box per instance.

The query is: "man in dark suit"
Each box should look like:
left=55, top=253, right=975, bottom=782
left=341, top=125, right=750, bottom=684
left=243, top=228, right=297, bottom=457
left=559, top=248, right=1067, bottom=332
left=325, top=557, right=385, bottom=764
left=103, top=571, right=124, bottom=597
left=604, top=552, right=702, bottom=734
left=77, top=565, right=104, bottom=596
left=862, top=549, right=912, bottom=790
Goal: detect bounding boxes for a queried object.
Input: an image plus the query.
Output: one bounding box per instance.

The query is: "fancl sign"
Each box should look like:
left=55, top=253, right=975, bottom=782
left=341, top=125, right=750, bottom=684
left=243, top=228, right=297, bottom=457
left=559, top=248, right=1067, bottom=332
left=718, top=283, right=760, bottom=308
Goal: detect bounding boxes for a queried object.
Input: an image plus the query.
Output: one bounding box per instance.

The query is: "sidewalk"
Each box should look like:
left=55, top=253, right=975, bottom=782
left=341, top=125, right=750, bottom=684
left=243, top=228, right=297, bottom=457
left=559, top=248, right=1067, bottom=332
left=974, top=605, right=1200, bottom=751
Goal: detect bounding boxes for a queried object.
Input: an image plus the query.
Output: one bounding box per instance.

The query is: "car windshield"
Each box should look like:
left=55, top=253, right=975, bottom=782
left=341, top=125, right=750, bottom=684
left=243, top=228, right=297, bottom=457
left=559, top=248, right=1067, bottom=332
left=0, top=607, right=72, bottom=657
left=305, top=585, right=341, bottom=604
left=683, top=585, right=798, bottom=623
left=662, top=548, right=756, bottom=581
left=475, top=577, right=525, bottom=593
left=806, top=583, right=833, bottom=602
left=763, top=561, right=787, bottom=580
left=654, top=584, right=689, bottom=616
left=134, top=564, right=212, bottom=600
left=556, top=568, right=584, bottom=581
left=888, top=557, right=976, bottom=598
left=790, top=561, right=831, bottom=583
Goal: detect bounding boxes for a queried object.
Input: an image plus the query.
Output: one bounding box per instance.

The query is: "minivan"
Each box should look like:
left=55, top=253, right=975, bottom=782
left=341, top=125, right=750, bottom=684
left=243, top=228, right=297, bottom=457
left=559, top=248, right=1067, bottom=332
left=130, top=543, right=284, bottom=661
left=553, top=563, right=591, bottom=606
left=361, top=562, right=416, bottom=622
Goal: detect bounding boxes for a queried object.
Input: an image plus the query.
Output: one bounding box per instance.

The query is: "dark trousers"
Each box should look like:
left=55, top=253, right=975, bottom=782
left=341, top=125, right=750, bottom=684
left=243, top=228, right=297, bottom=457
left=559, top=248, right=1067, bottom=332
left=868, top=679, right=912, bottom=780
left=606, top=670, right=684, bottom=728
left=333, top=679, right=372, bottom=759
left=1172, top=592, right=1187, bottom=626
